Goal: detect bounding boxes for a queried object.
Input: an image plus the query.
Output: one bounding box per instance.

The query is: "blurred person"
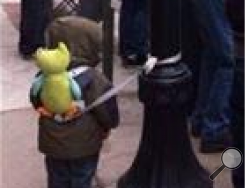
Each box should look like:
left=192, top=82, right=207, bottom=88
left=189, top=0, right=235, bottom=153
left=119, top=0, right=149, bottom=66
left=78, top=0, right=103, bottom=22
left=19, top=0, right=52, bottom=59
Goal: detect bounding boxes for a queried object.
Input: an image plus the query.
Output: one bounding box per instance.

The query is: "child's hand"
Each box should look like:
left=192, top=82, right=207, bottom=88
left=36, top=107, right=53, bottom=117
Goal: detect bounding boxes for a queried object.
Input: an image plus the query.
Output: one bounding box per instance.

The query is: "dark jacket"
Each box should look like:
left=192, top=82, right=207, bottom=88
left=30, top=66, right=119, bottom=159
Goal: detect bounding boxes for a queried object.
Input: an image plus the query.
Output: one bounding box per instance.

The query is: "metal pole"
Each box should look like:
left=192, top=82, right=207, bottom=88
left=102, top=0, right=114, bottom=81
left=150, top=0, right=180, bottom=59
left=117, top=0, right=213, bottom=187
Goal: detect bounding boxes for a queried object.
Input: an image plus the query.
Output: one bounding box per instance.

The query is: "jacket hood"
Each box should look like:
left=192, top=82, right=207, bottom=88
left=45, top=16, right=102, bottom=67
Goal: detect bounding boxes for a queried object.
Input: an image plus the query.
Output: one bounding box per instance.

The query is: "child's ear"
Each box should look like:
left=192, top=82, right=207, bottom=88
left=58, top=42, right=69, bottom=55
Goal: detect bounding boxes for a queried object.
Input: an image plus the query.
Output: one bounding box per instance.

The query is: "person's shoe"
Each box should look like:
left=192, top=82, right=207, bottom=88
left=121, top=54, right=147, bottom=68
left=189, top=117, right=201, bottom=138
left=20, top=53, right=33, bottom=60
left=136, top=54, right=148, bottom=65
left=190, top=123, right=201, bottom=138
left=19, top=45, right=37, bottom=60
left=19, top=49, right=35, bottom=60
left=200, top=130, right=232, bottom=154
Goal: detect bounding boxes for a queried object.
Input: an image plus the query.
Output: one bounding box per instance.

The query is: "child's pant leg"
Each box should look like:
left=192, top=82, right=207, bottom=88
left=45, top=156, right=71, bottom=188
left=70, top=155, right=99, bottom=188
left=45, top=155, right=99, bottom=188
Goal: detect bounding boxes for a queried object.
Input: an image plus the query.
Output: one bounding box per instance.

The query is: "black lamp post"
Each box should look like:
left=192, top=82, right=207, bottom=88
left=117, top=0, right=213, bottom=187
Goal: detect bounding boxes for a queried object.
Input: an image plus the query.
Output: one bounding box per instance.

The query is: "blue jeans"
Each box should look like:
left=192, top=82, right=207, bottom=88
left=119, top=0, right=149, bottom=57
left=190, top=0, right=234, bottom=140
left=45, top=155, right=99, bottom=188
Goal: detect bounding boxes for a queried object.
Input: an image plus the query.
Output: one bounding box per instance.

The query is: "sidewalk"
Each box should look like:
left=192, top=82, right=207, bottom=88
left=1, top=2, right=233, bottom=188
left=0, top=4, right=37, bottom=111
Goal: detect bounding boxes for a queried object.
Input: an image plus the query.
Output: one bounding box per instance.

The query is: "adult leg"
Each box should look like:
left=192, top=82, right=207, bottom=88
left=19, top=0, right=52, bottom=57
left=78, top=0, right=103, bottom=22
left=119, top=0, right=149, bottom=65
left=190, top=0, right=234, bottom=152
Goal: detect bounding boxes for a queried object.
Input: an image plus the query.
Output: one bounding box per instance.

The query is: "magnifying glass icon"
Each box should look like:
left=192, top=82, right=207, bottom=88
left=209, top=147, right=243, bottom=181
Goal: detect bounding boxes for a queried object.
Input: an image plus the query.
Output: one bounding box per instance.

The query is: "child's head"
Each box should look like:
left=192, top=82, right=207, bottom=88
left=45, top=16, right=102, bottom=67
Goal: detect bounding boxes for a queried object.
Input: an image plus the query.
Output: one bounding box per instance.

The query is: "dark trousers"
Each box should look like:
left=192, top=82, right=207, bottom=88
left=45, top=155, right=99, bottom=188
left=78, top=0, right=103, bottom=22
left=190, top=0, right=234, bottom=139
left=19, top=0, right=52, bottom=55
left=119, top=0, right=149, bottom=57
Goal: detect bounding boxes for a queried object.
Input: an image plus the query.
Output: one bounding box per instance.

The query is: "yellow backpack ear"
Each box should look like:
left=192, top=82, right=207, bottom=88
left=58, top=42, right=69, bottom=56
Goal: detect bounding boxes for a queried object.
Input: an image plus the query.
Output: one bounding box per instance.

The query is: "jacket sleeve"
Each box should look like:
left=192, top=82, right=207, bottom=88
left=86, top=69, right=120, bottom=130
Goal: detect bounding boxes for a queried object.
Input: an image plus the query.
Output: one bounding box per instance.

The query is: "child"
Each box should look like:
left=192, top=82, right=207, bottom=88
left=30, top=16, right=119, bottom=188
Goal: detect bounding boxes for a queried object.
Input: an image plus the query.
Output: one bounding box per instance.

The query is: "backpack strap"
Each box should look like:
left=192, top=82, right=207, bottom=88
left=31, top=74, right=45, bottom=97
left=69, top=66, right=89, bottom=78
left=68, top=66, right=90, bottom=101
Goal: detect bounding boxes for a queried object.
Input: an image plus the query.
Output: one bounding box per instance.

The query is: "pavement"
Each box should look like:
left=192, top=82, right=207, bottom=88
left=0, top=1, right=233, bottom=188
